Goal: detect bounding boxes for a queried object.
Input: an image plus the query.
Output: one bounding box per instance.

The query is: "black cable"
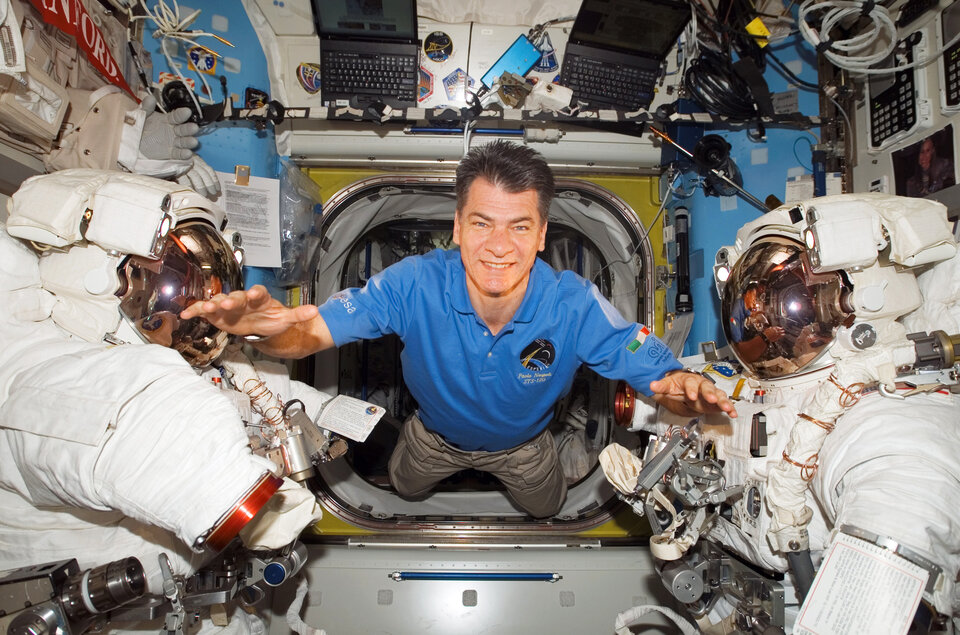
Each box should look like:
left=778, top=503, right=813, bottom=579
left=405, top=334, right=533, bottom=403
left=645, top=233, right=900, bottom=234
left=682, top=0, right=820, bottom=131
left=764, top=47, right=821, bottom=91
left=684, top=50, right=758, bottom=120
left=695, top=0, right=767, bottom=70
left=684, top=0, right=767, bottom=124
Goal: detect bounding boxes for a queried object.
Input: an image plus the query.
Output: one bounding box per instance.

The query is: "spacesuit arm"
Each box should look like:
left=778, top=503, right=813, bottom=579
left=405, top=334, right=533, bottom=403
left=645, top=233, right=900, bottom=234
left=830, top=459, right=960, bottom=605
left=43, top=87, right=203, bottom=180
left=117, top=93, right=199, bottom=179
left=0, top=339, right=281, bottom=548
left=44, top=87, right=131, bottom=172
left=813, top=398, right=960, bottom=615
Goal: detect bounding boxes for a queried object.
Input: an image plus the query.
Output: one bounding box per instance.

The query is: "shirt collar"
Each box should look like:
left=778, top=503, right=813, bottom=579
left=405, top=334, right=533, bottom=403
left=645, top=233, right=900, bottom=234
left=444, top=249, right=545, bottom=325
left=512, top=257, right=545, bottom=324
left=445, top=248, right=474, bottom=315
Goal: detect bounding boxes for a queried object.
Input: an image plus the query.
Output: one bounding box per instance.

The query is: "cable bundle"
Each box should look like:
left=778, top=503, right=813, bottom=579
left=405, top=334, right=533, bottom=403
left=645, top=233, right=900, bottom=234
left=797, top=0, right=897, bottom=76
left=129, top=0, right=233, bottom=111
left=684, top=49, right=759, bottom=120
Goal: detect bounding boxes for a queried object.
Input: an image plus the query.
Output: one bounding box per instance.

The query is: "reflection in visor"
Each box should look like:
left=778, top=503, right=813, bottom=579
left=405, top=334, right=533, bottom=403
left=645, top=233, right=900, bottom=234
left=117, top=220, right=243, bottom=366
left=721, top=236, right=852, bottom=380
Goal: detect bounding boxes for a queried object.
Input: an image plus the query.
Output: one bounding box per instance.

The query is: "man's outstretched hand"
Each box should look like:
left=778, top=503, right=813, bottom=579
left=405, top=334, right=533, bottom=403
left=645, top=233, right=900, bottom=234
left=180, top=285, right=319, bottom=338
left=650, top=370, right=738, bottom=419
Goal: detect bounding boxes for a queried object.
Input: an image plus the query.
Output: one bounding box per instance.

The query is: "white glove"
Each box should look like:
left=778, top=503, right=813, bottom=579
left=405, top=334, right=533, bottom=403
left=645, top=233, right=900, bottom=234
left=176, top=155, right=222, bottom=199
left=119, top=94, right=194, bottom=178
left=599, top=443, right=643, bottom=495
left=238, top=479, right=322, bottom=551
left=139, top=94, right=199, bottom=161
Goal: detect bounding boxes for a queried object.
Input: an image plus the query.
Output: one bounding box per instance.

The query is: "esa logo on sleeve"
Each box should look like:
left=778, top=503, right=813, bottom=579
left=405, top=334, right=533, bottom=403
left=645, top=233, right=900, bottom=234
left=332, top=292, right=356, bottom=314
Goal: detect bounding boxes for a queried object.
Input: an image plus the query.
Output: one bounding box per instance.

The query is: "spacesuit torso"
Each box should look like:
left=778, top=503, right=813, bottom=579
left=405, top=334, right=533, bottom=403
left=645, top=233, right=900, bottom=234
left=0, top=171, right=328, bottom=635
left=604, top=194, right=960, bottom=634
left=696, top=361, right=960, bottom=621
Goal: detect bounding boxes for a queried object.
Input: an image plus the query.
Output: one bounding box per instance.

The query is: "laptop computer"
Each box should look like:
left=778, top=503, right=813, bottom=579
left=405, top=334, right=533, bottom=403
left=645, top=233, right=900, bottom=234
left=560, top=0, right=691, bottom=111
left=311, top=0, right=420, bottom=108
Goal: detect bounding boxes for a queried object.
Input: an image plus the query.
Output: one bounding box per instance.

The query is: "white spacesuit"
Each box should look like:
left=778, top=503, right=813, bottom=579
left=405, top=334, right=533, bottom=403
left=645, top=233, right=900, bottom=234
left=603, top=194, right=960, bottom=634
left=0, top=170, right=330, bottom=634
left=0, top=0, right=220, bottom=197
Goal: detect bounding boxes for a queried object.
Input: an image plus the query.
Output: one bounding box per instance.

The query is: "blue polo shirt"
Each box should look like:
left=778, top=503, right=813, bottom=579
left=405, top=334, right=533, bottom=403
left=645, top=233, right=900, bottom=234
left=318, top=248, right=681, bottom=451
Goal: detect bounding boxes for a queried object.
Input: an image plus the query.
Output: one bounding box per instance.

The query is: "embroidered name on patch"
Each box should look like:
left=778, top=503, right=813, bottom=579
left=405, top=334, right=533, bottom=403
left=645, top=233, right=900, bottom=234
left=626, top=326, right=650, bottom=353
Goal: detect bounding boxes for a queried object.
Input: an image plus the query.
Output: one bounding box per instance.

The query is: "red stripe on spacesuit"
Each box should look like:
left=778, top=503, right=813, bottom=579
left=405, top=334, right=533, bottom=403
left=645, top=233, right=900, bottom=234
left=27, top=0, right=136, bottom=98
left=204, top=472, right=283, bottom=552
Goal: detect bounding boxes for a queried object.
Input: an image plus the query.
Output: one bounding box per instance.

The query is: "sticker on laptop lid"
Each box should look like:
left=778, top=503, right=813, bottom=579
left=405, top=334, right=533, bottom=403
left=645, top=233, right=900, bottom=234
left=424, top=31, right=452, bottom=63
left=297, top=63, right=322, bottom=94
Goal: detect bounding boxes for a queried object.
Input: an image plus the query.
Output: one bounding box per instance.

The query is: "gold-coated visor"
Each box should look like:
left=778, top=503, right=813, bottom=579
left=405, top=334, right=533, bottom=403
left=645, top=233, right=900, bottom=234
left=721, top=236, right=851, bottom=379
left=118, top=220, right=242, bottom=366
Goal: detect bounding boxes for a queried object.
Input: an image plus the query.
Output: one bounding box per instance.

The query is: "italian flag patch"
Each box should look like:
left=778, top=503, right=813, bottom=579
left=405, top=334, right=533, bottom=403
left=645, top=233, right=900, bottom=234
left=626, top=325, right=650, bottom=353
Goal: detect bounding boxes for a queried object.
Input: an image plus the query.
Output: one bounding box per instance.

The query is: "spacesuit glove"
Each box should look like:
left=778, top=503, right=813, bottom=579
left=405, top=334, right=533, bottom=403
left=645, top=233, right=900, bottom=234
left=599, top=443, right=643, bottom=495
left=238, top=478, right=322, bottom=551
left=176, top=155, right=222, bottom=199
left=119, top=95, right=193, bottom=178
left=139, top=94, right=199, bottom=161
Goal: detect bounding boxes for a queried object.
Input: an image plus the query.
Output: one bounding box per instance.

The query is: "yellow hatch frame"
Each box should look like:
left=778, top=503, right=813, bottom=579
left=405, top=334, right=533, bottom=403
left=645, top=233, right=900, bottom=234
left=302, top=167, right=667, bottom=540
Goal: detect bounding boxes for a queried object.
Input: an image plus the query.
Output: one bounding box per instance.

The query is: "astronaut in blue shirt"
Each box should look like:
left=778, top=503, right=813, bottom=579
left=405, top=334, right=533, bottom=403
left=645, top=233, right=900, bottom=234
left=183, top=140, right=737, bottom=517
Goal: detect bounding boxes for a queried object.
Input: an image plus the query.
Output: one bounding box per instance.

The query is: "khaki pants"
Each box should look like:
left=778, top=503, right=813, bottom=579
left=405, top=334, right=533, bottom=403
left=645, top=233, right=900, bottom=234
left=388, top=414, right=568, bottom=518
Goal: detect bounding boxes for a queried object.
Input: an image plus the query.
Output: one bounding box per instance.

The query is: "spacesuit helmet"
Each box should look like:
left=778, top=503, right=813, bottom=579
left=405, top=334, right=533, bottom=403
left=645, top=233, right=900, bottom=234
left=720, top=235, right=853, bottom=380
left=6, top=169, right=242, bottom=367
left=716, top=194, right=959, bottom=380
left=117, top=219, right=242, bottom=367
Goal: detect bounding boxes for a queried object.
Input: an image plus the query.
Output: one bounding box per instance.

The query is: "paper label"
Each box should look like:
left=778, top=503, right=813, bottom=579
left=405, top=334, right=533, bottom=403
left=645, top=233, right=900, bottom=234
left=215, top=171, right=281, bottom=268
left=316, top=395, right=385, bottom=442
left=795, top=533, right=928, bottom=635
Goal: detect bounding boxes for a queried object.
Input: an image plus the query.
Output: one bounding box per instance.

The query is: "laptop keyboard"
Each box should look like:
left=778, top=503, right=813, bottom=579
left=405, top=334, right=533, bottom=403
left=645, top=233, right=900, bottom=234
left=560, top=53, right=658, bottom=111
left=322, top=50, right=418, bottom=107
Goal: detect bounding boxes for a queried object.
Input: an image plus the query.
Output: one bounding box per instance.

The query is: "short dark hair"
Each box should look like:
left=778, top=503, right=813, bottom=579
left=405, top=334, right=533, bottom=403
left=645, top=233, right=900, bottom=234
left=455, top=139, right=554, bottom=223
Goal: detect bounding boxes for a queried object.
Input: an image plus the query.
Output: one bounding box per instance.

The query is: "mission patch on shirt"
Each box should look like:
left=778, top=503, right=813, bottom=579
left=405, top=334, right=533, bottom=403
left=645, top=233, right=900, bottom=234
left=518, top=338, right=555, bottom=385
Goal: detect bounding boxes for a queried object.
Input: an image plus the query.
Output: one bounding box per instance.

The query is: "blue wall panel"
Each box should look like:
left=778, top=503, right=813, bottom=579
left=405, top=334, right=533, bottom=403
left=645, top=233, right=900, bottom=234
left=142, top=2, right=283, bottom=293
left=679, top=28, right=822, bottom=356
left=142, top=2, right=278, bottom=179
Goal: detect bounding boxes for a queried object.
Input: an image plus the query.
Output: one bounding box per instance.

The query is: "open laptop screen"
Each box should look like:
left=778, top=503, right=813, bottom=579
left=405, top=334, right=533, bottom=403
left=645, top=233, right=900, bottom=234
left=312, top=0, right=417, bottom=42
left=570, top=0, right=691, bottom=58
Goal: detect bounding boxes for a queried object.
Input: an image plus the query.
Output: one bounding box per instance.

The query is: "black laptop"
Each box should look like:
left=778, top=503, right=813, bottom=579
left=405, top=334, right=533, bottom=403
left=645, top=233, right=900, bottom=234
left=311, top=0, right=420, bottom=108
left=560, top=0, right=692, bottom=111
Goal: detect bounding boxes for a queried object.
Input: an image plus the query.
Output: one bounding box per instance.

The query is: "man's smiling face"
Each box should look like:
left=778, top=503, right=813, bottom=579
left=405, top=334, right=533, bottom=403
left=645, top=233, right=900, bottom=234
left=453, top=177, right=547, bottom=303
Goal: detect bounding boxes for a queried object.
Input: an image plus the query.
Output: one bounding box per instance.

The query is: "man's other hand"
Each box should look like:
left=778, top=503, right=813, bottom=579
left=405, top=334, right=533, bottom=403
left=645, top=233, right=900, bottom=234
left=179, top=284, right=319, bottom=338
left=650, top=370, right=738, bottom=419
